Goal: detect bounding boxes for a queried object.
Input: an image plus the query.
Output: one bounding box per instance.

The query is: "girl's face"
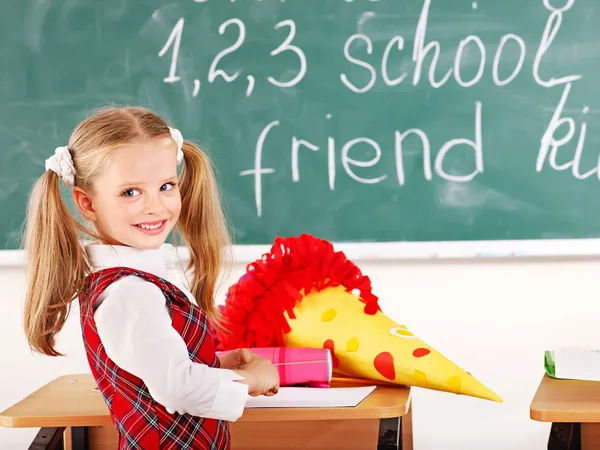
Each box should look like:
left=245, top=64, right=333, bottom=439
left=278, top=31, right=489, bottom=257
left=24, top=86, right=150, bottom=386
left=75, top=137, right=182, bottom=249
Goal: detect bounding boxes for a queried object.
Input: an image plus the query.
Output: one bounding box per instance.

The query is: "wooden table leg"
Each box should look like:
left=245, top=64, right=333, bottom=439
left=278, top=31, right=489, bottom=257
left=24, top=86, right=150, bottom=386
left=376, top=406, right=412, bottom=450
left=581, top=423, right=600, bottom=450
left=402, top=406, right=413, bottom=450
left=70, top=427, right=88, bottom=450
left=378, top=417, right=400, bottom=449
left=28, top=427, right=65, bottom=450
left=63, top=428, right=72, bottom=450
left=45, top=425, right=115, bottom=450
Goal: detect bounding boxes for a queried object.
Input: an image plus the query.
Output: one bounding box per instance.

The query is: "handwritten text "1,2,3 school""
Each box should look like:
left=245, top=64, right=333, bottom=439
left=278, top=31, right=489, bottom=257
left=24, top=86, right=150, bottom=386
left=157, top=0, right=593, bottom=218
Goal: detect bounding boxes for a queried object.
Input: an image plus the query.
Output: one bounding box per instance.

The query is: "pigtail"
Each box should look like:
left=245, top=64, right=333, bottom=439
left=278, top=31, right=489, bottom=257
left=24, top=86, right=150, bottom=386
left=23, top=170, right=91, bottom=356
left=176, top=141, right=231, bottom=326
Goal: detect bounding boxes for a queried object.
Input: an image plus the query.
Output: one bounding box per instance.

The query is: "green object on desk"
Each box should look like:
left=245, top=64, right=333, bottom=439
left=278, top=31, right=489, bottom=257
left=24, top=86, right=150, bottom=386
left=3, top=1, right=600, bottom=250
left=545, top=351, right=556, bottom=379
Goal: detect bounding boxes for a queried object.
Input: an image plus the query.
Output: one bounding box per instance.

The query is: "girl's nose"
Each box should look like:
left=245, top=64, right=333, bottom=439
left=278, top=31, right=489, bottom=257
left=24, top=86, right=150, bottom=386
left=144, top=193, right=166, bottom=215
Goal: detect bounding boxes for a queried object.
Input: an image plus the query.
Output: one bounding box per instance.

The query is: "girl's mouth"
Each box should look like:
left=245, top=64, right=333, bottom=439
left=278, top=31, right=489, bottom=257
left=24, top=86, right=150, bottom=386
left=134, top=220, right=167, bottom=235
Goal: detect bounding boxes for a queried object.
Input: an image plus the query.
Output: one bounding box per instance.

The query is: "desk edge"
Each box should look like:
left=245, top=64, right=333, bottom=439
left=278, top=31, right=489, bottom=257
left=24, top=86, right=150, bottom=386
left=529, top=408, right=551, bottom=422
left=0, top=416, right=17, bottom=428
left=0, top=376, right=412, bottom=427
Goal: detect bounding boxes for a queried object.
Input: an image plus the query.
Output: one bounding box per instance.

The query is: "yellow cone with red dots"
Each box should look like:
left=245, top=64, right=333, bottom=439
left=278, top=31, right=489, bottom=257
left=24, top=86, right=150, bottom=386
left=216, top=234, right=502, bottom=403
left=283, top=285, right=502, bottom=402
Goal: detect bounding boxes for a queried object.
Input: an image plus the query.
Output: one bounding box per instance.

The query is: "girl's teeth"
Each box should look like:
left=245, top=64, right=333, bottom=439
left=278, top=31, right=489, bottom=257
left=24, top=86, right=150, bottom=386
left=139, top=222, right=162, bottom=230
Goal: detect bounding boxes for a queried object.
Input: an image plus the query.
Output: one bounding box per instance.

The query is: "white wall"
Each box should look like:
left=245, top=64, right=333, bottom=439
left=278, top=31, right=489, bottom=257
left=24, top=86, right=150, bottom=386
left=3, top=256, right=599, bottom=449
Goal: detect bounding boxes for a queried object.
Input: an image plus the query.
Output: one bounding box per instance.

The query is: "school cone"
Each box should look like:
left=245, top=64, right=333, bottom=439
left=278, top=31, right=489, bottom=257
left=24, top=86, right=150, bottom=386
left=216, top=234, right=502, bottom=403
left=282, top=285, right=502, bottom=402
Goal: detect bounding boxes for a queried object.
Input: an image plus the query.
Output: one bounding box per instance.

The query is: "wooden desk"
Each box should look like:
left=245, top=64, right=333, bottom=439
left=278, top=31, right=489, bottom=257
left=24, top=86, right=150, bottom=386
left=530, top=374, right=600, bottom=450
left=1, top=374, right=412, bottom=450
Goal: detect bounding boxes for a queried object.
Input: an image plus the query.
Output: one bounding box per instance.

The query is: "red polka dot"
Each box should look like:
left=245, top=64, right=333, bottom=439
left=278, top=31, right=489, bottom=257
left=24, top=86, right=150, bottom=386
left=323, top=339, right=339, bottom=368
left=412, top=348, right=430, bottom=358
left=374, top=352, right=395, bottom=380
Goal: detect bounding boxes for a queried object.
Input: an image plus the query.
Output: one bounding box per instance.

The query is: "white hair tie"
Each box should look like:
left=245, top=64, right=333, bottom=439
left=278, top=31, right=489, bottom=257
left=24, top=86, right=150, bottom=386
left=169, top=127, right=184, bottom=165
left=45, top=146, right=76, bottom=186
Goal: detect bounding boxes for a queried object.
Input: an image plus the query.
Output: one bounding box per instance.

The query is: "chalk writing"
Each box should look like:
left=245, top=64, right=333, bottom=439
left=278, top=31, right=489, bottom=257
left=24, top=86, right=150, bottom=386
left=208, top=18, right=245, bottom=84
left=158, top=18, right=184, bottom=83
left=339, top=0, right=579, bottom=91
left=267, top=19, right=307, bottom=89
left=155, top=0, right=594, bottom=218
left=158, top=16, right=306, bottom=98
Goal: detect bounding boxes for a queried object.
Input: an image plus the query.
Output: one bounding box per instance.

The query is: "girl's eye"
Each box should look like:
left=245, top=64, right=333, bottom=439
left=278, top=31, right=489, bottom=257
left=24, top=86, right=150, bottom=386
left=160, top=182, right=176, bottom=191
left=122, top=188, right=141, bottom=197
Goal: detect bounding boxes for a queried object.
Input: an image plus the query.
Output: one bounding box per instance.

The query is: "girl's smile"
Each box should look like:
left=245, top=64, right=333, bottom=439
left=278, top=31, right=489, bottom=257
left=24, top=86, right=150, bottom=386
left=134, top=219, right=168, bottom=235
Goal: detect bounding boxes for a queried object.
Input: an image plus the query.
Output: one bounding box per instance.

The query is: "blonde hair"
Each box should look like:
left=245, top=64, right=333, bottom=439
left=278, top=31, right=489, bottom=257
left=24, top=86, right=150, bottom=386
left=23, top=106, right=231, bottom=356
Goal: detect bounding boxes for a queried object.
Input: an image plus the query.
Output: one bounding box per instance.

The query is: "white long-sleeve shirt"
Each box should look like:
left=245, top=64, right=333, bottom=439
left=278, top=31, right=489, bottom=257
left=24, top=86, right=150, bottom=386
left=85, top=243, right=248, bottom=422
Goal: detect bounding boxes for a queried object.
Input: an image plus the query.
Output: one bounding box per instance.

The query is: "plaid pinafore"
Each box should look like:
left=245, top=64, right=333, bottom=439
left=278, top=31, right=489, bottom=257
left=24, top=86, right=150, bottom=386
left=79, top=267, right=230, bottom=450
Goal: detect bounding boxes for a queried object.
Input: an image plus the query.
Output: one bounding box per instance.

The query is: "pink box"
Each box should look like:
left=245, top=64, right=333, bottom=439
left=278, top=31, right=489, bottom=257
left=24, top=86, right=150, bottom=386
left=217, top=347, right=332, bottom=388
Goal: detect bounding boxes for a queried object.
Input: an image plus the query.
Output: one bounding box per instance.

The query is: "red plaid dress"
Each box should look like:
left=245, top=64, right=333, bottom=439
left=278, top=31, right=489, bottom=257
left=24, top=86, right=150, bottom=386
left=79, top=267, right=231, bottom=450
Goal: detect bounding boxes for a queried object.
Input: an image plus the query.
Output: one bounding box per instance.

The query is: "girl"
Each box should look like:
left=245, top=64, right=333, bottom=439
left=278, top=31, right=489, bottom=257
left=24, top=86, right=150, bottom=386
left=22, top=106, right=279, bottom=450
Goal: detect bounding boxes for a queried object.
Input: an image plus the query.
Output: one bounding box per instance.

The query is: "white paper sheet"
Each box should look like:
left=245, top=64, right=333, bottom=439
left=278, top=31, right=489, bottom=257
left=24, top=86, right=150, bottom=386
left=554, top=347, right=600, bottom=381
left=245, top=385, right=377, bottom=408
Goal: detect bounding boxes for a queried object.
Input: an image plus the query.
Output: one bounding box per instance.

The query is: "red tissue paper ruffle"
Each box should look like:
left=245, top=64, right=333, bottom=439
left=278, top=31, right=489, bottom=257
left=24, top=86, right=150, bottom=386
left=215, top=234, right=381, bottom=351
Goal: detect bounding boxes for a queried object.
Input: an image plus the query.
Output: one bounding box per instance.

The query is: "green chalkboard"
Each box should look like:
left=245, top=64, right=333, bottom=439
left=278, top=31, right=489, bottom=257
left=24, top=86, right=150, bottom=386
left=2, top=0, right=600, bottom=250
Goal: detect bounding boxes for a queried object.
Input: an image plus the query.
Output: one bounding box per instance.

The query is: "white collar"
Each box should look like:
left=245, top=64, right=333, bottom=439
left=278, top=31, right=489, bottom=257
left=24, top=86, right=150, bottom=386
left=85, top=243, right=182, bottom=280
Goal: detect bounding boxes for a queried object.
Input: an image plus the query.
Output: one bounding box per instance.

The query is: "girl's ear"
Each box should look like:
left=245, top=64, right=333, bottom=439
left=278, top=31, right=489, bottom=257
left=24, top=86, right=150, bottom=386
left=72, top=187, right=97, bottom=222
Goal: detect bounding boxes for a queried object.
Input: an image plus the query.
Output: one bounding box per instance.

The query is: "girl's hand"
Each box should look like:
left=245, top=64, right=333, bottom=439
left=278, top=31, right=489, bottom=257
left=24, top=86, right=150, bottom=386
left=219, top=348, right=258, bottom=370
left=235, top=358, right=280, bottom=397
